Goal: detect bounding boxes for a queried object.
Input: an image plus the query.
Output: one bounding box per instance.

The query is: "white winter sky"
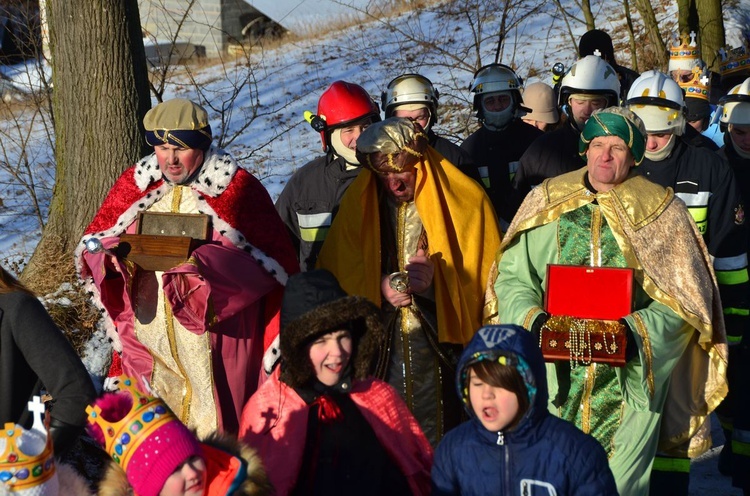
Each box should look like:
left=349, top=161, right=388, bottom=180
left=0, top=0, right=747, bottom=265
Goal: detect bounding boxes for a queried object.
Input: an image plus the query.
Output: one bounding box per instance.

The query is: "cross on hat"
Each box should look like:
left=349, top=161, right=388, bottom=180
left=593, top=48, right=602, bottom=57
left=27, top=396, right=46, bottom=432
left=689, top=30, right=697, bottom=46
left=700, top=74, right=710, bottom=85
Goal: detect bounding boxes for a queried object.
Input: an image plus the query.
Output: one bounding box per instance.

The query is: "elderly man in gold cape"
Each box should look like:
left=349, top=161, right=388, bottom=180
left=317, top=117, right=501, bottom=445
left=493, top=107, right=727, bottom=495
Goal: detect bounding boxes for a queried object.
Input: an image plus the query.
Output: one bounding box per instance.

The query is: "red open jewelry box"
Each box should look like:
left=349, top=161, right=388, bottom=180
left=544, top=264, right=635, bottom=320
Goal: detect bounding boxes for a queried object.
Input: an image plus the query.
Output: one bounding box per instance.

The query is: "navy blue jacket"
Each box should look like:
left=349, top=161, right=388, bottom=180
left=461, top=120, right=543, bottom=227
left=431, top=325, right=618, bottom=495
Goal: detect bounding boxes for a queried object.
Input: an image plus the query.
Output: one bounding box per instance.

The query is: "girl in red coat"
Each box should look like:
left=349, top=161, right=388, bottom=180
left=239, top=269, right=433, bottom=495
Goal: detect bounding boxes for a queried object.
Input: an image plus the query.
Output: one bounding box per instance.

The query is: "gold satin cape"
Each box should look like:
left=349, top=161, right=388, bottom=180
left=317, top=147, right=501, bottom=345
left=494, top=167, right=728, bottom=457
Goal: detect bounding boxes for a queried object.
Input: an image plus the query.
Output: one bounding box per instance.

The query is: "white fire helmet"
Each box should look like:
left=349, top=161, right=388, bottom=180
left=719, top=77, right=750, bottom=127
left=558, top=55, right=621, bottom=109
left=382, top=73, right=439, bottom=130
left=626, top=70, right=686, bottom=135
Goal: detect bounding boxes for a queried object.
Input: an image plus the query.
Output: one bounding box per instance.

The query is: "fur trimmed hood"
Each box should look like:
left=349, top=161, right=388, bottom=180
left=52, top=462, right=95, bottom=496
left=96, top=431, right=272, bottom=496
left=279, top=270, right=385, bottom=389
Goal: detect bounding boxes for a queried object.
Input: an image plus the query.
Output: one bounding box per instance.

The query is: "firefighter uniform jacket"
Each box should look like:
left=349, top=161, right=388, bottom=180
left=719, top=138, right=750, bottom=492
left=276, top=154, right=359, bottom=272
left=429, top=131, right=481, bottom=185
left=461, top=119, right=543, bottom=227
left=638, top=138, right=749, bottom=342
left=513, top=123, right=583, bottom=205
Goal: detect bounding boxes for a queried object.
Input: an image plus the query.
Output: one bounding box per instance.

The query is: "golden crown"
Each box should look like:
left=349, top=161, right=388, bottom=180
left=669, top=31, right=701, bottom=71
left=678, top=65, right=711, bottom=101
left=0, top=397, right=56, bottom=491
left=719, top=42, right=750, bottom=77
left=86, top=376, right=176, bottom=471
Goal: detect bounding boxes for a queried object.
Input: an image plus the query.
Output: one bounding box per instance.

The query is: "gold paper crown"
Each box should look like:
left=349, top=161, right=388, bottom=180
left=719, top=42, right=750, bottom=77
left=678, top=65, right=711, bottom=101
left=669, top=31, right=701, bottom=71
left=0, top=397, right=56, bottom=491
left=86, top=376, right=176, bottom=471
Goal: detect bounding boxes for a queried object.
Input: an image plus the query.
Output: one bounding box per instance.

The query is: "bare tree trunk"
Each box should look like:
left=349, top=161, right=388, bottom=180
left=633, top=0, right=668, bottom=70
left=696, top=0, right=725, bottom=73
left=623, top=0, right=639, bottom=72
left=22, top=0, right=151, bottom=288
left=581, top=0, right=595, bottom=31
left=675, top=0, right=722, bottom=72
left=676, top=0, right=699, bottom=36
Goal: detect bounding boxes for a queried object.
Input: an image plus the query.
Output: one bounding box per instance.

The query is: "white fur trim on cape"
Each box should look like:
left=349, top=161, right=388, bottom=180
left=74, top=147, right=288, bottom=353
left=103, top=375, right=122, bottom=393
left=262, top=334, right=281, bottom=375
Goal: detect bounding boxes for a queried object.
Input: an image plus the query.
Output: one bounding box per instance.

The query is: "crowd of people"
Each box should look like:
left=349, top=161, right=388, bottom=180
left=3, top=25, right=750, bottom=496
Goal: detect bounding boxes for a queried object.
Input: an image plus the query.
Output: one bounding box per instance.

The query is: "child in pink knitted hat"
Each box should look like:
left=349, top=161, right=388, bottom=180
left=87, top=376, right=271, bottom=496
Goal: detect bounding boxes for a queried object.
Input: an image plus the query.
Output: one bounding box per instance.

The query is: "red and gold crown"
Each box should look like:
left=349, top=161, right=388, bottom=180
left=719, top=42, right=750, bottom=78
left=0, top=397, right=56, bottom=492
left=669, top=31, right=701, bottom=72
left=86, top=376, right=175, bottom=471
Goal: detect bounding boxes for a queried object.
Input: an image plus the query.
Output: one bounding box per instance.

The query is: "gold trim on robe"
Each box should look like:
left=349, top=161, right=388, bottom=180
left=318, top=147, right=501, bottom=345
left=133, top=187, right=218, bottom=437
left=495, top=167, right=727, bottom=458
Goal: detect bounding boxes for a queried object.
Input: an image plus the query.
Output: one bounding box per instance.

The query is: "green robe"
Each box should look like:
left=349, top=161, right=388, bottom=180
left=494, top=168, right=727, bottom=496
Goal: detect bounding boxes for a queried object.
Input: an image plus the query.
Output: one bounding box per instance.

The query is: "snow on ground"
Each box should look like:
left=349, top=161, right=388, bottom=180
left=171, top=0, right=584, bottom=201
left=0, top=0, right=748, bottom=492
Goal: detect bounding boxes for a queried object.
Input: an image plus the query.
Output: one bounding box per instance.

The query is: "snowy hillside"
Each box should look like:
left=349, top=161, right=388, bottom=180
left=6, top=0, right=748, bottom=265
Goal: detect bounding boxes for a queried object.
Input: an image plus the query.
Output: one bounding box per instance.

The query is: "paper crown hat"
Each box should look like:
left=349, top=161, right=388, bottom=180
left=669, top=31, right=702, bottom=72
left=679, top=64, right=711, bottom=101
left=719, top=43, right=750, bottom=80
left=86, top=376, right=202, bottom=496
left=0, top=397, right=58, bottom=495
left=86, top=376, right=200, bottom=469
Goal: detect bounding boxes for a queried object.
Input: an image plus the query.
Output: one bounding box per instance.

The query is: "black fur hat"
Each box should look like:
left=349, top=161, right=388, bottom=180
left=279, top=269, right=385, bottom=388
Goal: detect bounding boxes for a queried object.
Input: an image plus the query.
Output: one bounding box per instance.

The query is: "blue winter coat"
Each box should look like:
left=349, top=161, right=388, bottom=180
left=431, top=325, right=618, bottom=496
